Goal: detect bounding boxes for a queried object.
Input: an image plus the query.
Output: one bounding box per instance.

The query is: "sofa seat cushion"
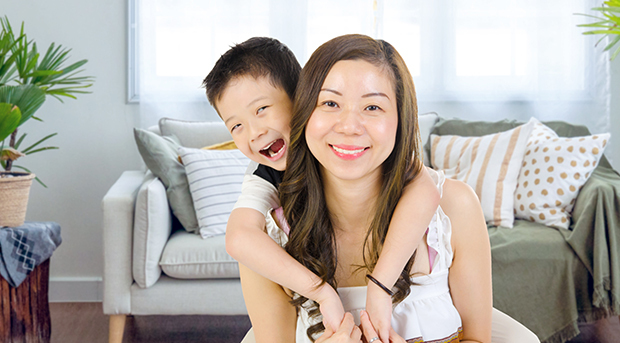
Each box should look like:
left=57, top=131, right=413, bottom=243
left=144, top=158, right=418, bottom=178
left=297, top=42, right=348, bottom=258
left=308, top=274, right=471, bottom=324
left=160, top=230, right=239, bottom=279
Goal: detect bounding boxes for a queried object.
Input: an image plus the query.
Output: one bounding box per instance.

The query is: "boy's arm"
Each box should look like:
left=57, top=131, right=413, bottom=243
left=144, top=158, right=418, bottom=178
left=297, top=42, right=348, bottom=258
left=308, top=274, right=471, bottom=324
left=226, top=208, right=344, bottom=331
left=366, top=166, right=441, bottom=342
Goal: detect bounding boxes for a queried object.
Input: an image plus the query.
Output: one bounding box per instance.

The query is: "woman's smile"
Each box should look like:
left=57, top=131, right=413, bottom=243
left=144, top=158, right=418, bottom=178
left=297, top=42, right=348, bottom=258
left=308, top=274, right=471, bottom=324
left=330, top=144, right=369, bottom=160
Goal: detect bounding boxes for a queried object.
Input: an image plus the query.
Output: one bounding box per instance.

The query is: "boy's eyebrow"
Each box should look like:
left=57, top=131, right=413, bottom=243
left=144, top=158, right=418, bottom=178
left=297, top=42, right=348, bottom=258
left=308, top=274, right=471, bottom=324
left=362, top=92, right=390, bottom=100
left=223, top=115, right=236, bottom=126
left=247, top=96, right=268, bottom=108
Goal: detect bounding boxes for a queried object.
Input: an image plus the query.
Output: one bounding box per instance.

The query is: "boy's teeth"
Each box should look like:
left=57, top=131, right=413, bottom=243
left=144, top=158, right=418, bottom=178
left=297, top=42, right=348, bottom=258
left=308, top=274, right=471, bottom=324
left=332, top=146, right=365, bottom=154
left=268, top=143, right=284, bottom=157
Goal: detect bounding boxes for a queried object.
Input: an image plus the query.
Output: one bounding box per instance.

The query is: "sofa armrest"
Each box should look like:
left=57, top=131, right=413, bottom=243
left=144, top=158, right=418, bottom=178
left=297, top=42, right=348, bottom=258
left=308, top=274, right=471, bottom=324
left=102, top=170, right=145, bottom=315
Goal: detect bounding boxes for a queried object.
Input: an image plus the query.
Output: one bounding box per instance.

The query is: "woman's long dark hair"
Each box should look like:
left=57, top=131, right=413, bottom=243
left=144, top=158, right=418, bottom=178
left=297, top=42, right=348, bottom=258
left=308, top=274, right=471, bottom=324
left=279, top=34, right=423, bottom=341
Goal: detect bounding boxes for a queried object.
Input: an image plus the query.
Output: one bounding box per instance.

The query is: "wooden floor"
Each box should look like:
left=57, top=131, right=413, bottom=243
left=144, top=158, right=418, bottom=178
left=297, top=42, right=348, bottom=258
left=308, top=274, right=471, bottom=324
left=49, top=303, right=250, bottom=343
left=50, top=302, right=619, bottom=343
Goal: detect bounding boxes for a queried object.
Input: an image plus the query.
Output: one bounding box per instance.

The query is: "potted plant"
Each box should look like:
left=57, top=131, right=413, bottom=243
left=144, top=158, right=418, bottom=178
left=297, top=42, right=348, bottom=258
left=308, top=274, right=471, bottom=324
left=0, top=16, right=94, bottom=227
left=577, top=0, right=620, bottom=60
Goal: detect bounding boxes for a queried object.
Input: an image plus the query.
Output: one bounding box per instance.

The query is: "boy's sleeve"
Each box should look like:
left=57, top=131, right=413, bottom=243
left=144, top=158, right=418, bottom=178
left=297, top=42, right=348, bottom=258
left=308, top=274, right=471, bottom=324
left=233, top=161, right=280, bottom=216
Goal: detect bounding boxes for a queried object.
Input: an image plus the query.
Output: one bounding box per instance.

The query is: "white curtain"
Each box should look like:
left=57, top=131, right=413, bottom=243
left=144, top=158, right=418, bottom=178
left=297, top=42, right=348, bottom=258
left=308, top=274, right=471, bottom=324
left=137, top=0, right=610, bottom=144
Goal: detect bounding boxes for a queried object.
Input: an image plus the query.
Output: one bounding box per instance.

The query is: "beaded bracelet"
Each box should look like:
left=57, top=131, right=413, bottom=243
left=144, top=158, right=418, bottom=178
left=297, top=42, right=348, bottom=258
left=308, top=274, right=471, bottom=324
left=366, top=274, right=394, bottom=296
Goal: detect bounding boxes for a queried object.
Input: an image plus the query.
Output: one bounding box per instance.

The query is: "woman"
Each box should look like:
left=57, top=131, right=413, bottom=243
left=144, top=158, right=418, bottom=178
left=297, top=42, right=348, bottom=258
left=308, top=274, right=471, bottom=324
left=240, top=34, right=539, bottom=343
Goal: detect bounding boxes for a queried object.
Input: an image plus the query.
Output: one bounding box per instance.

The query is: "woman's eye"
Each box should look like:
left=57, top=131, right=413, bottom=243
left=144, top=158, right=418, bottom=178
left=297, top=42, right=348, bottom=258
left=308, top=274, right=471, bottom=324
left=230, top=123, right=241, bottom=133
left=366, top=105, right=381, bottom=111
left=323, top=101, right=338, bottom=108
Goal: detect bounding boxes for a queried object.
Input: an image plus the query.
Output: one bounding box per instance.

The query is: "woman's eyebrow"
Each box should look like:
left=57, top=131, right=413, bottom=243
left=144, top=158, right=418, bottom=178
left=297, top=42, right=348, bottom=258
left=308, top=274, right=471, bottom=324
left=320, top=88, right=342, bottom=96
left=362, top=92, right=390, bottom=99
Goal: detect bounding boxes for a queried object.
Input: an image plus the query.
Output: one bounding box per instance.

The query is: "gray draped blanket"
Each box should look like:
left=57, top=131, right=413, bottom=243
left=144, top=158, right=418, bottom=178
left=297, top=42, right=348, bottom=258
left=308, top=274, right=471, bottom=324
left=0, top=221, right=62, bottom=287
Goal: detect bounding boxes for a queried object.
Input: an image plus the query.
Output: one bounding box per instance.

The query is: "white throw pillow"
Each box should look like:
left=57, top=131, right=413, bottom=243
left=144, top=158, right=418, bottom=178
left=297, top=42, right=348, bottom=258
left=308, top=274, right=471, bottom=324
left=133, top=172, right=172, bottom=288
left=178, top=147, right=250, bottom=238
left=430, top=117, right=536, bottom=228
left=514, top=118, right=609, bottom=229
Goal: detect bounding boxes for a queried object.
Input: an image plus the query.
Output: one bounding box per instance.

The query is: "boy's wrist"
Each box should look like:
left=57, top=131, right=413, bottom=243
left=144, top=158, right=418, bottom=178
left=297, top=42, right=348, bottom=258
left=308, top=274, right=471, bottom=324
left=370, top=265, right=399, bottom=290
left=313, top=283, right=338, bottom=304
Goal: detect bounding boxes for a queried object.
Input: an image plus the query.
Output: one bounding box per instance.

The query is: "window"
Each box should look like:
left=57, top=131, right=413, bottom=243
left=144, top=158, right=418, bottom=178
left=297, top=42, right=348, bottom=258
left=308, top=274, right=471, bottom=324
left=130, top=0, right=609, bottom=137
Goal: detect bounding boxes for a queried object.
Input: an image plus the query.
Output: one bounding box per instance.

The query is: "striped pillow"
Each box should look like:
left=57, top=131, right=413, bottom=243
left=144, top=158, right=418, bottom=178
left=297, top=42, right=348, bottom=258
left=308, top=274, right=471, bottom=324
left=430, top=118, right=536, bottom=227
left=178, top=147, right=250, bottom=238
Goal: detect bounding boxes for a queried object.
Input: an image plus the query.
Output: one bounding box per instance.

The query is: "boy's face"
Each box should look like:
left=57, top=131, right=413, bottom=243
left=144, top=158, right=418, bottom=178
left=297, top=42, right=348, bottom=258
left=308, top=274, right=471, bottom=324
left=217, top=76, right=292, bottom=171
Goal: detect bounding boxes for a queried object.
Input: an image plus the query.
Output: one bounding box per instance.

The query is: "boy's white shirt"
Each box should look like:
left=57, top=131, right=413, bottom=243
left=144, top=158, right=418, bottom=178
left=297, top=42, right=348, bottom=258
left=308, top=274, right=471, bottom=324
left=232, top=161, right=280, bottom=217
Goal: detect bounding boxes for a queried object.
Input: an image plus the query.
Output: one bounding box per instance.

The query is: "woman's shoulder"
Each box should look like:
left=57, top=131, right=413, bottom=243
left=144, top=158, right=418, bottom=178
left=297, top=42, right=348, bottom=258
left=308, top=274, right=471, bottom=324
left=439, top=178, right=482, bottom=219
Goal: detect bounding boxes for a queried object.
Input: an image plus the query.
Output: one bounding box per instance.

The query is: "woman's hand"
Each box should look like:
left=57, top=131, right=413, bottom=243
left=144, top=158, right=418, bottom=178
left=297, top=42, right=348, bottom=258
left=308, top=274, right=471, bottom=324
left=317, top=285, right=346, bottom=332
left=365, top=282, right=393, bottom=343
left=359, top=310, right=405, bottom=343
left=316, top=312, right=362, bottom=343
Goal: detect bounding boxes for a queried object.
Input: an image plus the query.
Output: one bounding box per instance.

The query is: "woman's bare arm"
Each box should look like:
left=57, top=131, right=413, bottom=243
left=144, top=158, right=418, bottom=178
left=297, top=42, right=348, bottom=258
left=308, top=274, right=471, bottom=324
left=239, top=263, right=297, bottom=343
left=440, top=179, right=493, bottom=343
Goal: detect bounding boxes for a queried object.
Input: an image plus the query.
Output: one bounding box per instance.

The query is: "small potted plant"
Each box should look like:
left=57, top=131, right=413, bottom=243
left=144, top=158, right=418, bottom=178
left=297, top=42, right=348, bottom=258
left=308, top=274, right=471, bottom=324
left=0, top=16, right=94, bottom=227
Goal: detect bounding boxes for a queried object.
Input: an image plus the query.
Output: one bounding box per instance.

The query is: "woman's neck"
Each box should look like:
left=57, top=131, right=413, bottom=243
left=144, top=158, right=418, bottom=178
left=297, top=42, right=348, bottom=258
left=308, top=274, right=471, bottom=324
left=321, top=168, right=382, bottom=234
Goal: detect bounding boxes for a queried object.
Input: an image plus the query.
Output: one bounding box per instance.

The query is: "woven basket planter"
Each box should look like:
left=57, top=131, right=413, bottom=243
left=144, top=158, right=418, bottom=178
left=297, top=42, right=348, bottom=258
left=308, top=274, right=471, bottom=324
left=0, top=171, right=35, bottom=228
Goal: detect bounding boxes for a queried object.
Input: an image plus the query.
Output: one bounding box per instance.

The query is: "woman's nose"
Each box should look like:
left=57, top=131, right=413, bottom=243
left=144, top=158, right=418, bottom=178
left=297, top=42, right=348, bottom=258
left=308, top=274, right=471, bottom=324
left=335, top=107, right=364, bottom=135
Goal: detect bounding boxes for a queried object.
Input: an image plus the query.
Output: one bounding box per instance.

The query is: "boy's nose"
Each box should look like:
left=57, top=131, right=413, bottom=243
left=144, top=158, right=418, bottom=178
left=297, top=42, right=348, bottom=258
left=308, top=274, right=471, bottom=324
left=335, top=108, right=364, bottom=135
left=249, top=119, right=268, bottom=142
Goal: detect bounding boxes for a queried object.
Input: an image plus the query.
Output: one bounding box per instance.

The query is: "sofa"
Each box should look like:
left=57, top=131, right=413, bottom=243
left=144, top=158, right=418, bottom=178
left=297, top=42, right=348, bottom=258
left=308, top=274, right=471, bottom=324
left=102, top=114, right=620, bottom=343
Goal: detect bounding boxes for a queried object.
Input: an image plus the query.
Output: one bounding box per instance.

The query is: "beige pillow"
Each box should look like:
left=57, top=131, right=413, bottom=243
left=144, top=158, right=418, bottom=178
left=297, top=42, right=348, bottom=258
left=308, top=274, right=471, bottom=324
left=431, top=118, right=536, bottom=228
left=514, top=118, right=609, bottom=229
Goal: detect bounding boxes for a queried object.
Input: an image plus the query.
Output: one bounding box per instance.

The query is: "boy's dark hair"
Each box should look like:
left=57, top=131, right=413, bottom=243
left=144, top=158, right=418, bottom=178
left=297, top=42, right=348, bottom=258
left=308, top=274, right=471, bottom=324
left=203, top=37, right=301, bottom=113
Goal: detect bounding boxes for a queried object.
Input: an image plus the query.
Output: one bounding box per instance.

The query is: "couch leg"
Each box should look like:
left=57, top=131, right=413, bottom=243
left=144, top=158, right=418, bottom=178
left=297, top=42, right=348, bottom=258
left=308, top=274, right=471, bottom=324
left=109, top=314, right=127, bottom=343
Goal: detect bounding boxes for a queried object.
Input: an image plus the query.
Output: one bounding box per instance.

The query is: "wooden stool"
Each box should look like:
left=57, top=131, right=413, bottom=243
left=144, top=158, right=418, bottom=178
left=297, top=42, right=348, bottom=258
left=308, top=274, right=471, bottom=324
left=0, top=259, right=51, bottom=342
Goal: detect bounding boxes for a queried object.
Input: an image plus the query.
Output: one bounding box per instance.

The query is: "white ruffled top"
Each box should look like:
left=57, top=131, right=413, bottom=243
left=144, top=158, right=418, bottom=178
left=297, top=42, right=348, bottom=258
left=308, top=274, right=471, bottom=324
left=266, top=168, right=462, bottom=343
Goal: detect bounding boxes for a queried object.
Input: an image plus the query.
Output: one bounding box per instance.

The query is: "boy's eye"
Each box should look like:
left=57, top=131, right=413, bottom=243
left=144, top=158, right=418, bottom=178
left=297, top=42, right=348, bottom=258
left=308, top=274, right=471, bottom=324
left=230, top=123, right=241, bottom=133
left=257, top=106, right=268, bottom=114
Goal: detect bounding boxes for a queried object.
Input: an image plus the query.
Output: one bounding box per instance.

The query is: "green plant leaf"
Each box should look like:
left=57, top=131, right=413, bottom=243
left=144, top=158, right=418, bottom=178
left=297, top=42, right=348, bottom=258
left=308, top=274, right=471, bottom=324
left=12, top=164, right=46, bottom=187
left=24, top=146, right=58, bottom=155
left=21, top=132, right=57, bottom=154
left=0, top=84, right=45, bottom=126
left=14, top=132, right=26, bottom=149
left=0, top=102, right=20, bottom=142
left=604, top=35, right=620, bottom=51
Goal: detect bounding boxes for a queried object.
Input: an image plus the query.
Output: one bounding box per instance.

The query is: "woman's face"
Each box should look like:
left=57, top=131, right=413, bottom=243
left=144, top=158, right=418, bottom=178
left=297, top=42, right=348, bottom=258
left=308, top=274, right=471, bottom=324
left=305, top=59, right=398, bottom=183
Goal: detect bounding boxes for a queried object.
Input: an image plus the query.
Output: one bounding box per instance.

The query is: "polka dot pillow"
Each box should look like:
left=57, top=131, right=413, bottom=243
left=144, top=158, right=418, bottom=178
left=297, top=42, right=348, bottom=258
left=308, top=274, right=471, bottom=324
left=514, top=118, right=610, bottom=229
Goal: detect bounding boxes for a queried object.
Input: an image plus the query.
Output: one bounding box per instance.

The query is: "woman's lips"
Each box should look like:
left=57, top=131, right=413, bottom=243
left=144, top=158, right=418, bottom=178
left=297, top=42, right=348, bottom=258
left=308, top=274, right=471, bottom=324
left=329, top=144, right=368, bottom=160
left=260, top=138, right=286, bottom=161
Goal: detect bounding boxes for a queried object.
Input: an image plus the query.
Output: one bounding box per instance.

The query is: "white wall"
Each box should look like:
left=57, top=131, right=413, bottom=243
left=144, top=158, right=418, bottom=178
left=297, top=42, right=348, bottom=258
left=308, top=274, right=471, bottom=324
left=3, top=0, right=141, bottom=300
left=3, top=0, right=619, bottom=302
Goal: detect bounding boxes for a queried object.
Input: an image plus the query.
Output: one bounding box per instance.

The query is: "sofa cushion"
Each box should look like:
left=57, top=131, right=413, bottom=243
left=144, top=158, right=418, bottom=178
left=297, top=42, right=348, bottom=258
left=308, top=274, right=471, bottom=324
left=133, top=172, right=171, bottom=288
left=160, top=230, right=239, bottom=279
left=134, top=128, right=199, bottom=232
left=159, top=118, right=232, bottom=149
left=430, top=118, right=536, bottom=227
left=514, top=118, right=609, bottom=229
left=178, top=147, right=250, bottom=239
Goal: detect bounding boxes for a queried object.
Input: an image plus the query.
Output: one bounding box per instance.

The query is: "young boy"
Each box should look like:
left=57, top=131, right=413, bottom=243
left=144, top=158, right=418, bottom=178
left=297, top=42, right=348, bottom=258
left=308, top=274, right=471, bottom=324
left=202, top=37, right=440, bottom=343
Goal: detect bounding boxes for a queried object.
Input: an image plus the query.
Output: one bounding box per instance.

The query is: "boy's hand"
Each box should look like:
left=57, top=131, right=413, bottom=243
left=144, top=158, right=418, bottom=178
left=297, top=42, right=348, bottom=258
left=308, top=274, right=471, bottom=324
left=317, top=286, right=346, bottom=332
left=365, top=282, right=393, bottom=343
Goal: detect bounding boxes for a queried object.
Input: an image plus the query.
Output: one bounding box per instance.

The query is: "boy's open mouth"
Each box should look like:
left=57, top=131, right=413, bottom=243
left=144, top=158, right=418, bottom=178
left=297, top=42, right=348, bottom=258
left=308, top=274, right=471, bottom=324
left=260, top=139, right=285, bottom=158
